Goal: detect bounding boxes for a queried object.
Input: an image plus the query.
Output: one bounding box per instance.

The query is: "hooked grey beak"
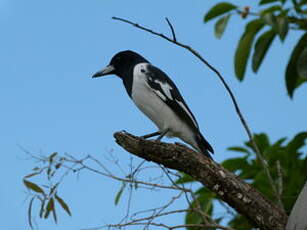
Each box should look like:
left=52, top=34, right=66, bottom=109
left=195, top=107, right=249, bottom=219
left=92, top=65, right=116, bottom=78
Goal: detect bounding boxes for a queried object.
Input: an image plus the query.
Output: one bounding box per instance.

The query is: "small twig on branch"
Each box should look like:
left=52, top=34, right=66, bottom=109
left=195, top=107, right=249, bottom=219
left=111, top=16, right=283, bottom=209
left=165, top=17, right=177, bottom=41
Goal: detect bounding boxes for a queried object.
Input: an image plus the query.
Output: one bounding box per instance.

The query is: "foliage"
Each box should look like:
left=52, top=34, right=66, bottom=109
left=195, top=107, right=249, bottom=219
left=177, top=132, right=307, bottom=230
left=204, top=0, right=307, bottom=97
left=23, top=152, right=71, bottom=229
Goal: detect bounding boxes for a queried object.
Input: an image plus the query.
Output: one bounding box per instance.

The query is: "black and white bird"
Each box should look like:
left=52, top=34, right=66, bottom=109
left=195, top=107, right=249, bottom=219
left=92, top=50, right=214, bottom=158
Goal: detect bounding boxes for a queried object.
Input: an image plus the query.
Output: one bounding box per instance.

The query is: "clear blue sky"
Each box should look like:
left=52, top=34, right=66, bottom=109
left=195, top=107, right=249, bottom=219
left=1, top=0, right=306, bottom=229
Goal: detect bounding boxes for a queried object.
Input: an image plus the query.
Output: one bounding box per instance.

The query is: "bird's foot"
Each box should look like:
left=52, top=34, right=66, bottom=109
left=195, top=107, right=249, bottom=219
left=141, top=131, right=161, bottom=139
left=156, top=129, right=169, bottom=141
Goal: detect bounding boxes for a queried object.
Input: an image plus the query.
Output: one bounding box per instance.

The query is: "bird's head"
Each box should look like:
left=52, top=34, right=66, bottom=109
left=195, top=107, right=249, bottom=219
left=92, top=50, right=148, bottom=79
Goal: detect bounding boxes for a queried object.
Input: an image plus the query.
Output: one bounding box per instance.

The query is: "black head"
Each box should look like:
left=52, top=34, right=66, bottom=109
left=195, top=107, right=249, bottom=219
left=92, top=50, right=149, bottom=79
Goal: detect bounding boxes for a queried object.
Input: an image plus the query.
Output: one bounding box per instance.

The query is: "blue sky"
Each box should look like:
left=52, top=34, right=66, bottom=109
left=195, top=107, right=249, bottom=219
left=1, top=0, right=306, bottom=229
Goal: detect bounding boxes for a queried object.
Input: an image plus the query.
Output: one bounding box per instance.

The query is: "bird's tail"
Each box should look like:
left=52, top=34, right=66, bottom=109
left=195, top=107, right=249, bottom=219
left=194, top=132, right=214, bottom=159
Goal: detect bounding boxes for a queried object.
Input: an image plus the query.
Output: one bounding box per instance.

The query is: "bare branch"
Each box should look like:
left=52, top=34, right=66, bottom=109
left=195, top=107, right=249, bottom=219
left=111, top=16, right=283, bottom=209
left=114, top=131, right=288, bottom=230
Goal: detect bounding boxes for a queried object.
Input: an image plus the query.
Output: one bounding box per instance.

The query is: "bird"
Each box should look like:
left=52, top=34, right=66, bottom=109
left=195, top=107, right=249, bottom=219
left=92, top=50, right=214, bottom=158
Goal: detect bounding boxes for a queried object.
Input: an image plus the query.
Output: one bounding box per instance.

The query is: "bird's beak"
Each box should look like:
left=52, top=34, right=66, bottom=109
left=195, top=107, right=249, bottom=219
left=92, top=65, right=116, bottom=78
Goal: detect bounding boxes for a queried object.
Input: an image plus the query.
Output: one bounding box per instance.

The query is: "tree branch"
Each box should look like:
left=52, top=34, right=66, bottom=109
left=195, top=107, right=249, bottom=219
left=114, top=131, right=288, bottom=230
left=112, top=16, right=283, bottom=209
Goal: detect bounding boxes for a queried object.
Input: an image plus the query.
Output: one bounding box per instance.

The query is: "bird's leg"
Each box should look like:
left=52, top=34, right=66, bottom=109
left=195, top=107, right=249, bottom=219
left=141, top=131, right=161, bottom=139
left=156, top=128, right=169, bottom=141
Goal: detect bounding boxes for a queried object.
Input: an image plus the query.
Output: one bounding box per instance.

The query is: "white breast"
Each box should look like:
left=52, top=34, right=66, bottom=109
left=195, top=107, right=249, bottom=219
left=131, top=63, right=197, bottom=148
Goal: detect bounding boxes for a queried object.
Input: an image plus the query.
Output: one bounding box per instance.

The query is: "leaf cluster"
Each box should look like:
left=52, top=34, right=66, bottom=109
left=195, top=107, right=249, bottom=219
left=177, top=132, right=307, bottom=230
left=204, top=0, right=307, bottom=97
left=23, top=152, right=71, bottom=229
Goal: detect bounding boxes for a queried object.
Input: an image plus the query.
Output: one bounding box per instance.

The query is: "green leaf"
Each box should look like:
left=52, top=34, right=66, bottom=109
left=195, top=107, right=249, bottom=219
left=295, top=0, right=307, bottom=14
left=272, top=137, right=287, bottom=148
left=52, top=203, right=57, bottom=223
left=253, top=171, right=272, bottom=197
left=114, top=183, right=126, bottom=205
left=55, top=163, right=62, bottom=169
left=44, top=198, right=54, bottom=219
left=227, top=146, right=251, bottom=154
left=259, top=0, right=280, bottom=5
left=286, top=132, right=307, bottom=153
left=185, top=209, right=203, bottom=230
left=185, top=188, right=215, bottom=230
left=49, top=152, right=58, bottom=164
left=252, top=29, right=276, bottom=72
left=24, top=172, right=41, bottom=179
left=277, top=16, right=289, bottom=41
left=261, top=13, right=278, bottom=31
left=235, top=19, right=265, bottom=80
left=55, top=193, right=72, bottom=216
left=222, top=157, right=249, bottom=172
left=286, top=33, right=307, bottom=97
left=39, top=199, right=45, bottom=218
left=214, top=14, right=231, bottom=39
left=229, top=214, right=254, bottom=230
left=249, top=133, right=270, bottom=153
left=260, top=5, right=282, bottom=16
left=297, top=47, right=307, bottom=78
left=204, top=2, right=237, bottom=22
left=28, top=197, right=35, bottom=229
left=175, top=173, right=195, bottom=184
left=23, top=180, right=45, bottom=194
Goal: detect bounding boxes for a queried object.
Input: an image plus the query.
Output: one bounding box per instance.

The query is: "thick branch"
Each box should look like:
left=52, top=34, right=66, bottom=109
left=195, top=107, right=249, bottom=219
left=114, top=131, right=287, bottom=230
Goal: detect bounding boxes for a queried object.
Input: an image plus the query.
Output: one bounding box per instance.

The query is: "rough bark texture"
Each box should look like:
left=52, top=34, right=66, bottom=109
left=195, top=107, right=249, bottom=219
left=114, top=131, right=288, bottom=230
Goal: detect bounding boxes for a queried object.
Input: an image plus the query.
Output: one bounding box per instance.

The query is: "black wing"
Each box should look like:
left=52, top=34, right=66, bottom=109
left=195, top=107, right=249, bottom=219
left=144, top=64, right=199, bottom=132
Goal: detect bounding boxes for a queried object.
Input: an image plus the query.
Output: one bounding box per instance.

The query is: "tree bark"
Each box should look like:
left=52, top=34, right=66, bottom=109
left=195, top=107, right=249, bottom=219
left=114, top=131, right=288, bottom=230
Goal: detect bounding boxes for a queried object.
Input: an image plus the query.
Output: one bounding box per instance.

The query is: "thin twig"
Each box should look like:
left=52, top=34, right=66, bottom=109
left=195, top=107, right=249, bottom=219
left=165, top=17, right=177, bottom=41
left=127, top=159, right=146, bottom=179
left=144, top=191, right=184, bottom=229
left=111, top=16, right=283, bottom=209
left=98, top=222, right=232, bottom=230
left=130, top=209, right=190, bottom=223
left=65, top=154, right=191, bottom=192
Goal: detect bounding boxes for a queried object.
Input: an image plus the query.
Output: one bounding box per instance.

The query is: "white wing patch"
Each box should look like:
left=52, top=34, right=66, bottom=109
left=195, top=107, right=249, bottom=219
left=175, top=99, right=199, bottom=128
left=154, top=79, right=173, bottom=100
left=135, top=62, right=199, bottom=131
left=154, top=90, right=167, bottom=101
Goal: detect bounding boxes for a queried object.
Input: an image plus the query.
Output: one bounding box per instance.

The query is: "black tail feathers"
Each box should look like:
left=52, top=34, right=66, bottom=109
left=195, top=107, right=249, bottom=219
left=195, top=132, right=214, bottom=159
